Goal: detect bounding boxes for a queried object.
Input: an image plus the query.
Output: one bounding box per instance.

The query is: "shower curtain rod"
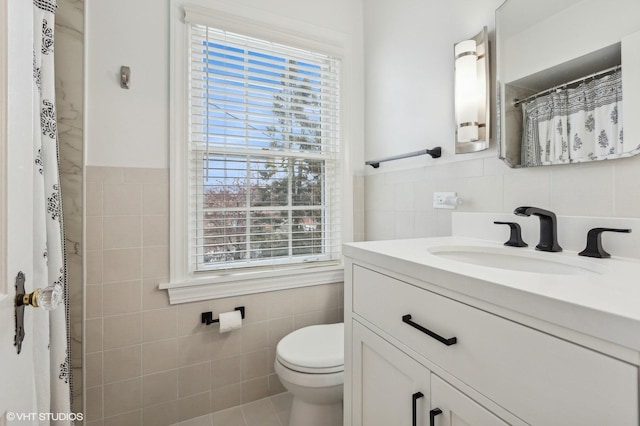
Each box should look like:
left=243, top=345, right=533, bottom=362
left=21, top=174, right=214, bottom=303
left=513, top=64, right=621, bottom=108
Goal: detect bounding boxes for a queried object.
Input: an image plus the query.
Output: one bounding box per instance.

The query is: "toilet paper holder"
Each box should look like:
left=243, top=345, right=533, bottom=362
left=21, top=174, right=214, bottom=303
left=201, top=306, right=245, bottom=325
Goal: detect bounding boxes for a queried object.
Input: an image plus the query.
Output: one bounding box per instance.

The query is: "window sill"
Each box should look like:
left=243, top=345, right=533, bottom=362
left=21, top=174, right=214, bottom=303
left=159, top=263, right=344, bottom=304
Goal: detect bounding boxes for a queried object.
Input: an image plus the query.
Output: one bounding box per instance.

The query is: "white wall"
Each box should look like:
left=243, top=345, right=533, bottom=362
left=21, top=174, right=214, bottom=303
left=86, top=0, right=364, bottom=171
left=363, top=0, right=503, bottom=167
left=363, top=0, right=640, bottom=241
left=86, top=0, right=169, bottom=168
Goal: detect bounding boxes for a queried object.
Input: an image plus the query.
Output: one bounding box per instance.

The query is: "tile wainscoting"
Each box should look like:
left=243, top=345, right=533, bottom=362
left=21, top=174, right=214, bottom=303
left=364, top=154, right=640, bottom=241
left=85, top=166, right=344, bottom=425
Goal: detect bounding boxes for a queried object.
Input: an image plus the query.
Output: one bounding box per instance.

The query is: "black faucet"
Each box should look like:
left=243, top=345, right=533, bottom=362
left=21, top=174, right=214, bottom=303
left=578, top=228, right=631, bottom=258
left=493, top=221, right=528, bottom=247
left=513, top=206, right=562, bottom=252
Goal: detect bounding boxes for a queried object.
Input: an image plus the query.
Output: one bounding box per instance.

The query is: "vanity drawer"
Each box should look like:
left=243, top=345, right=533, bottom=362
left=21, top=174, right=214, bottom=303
left=352, top=265, right=638, bottom=426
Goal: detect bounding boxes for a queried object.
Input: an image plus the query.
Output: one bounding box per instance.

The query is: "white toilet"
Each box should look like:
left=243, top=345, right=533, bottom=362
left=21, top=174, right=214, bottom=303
left=275, top=322, right=344, bottom=426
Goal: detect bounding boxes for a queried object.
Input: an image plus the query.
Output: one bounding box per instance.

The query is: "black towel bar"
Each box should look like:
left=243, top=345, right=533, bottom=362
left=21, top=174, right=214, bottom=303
left=365, top=147, right=441, bottom=168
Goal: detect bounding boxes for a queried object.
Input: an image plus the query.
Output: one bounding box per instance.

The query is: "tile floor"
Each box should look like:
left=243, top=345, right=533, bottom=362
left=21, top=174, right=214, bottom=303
left=174, top=392, right=293, bottom=426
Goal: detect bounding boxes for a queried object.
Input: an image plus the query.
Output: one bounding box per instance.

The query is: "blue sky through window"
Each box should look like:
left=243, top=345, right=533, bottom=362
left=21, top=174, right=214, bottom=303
left=197, top=38, right=325, bottom=184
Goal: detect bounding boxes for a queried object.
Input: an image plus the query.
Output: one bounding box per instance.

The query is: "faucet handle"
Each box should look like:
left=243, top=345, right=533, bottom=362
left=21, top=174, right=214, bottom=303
left=494, top=221, right=528, bottom=247
left=578, top=228, right=632, bottom=258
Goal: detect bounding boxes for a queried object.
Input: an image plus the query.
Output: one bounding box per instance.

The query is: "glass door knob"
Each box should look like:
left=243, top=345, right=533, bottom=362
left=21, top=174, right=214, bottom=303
left=19, top=284, right=62, bottom=310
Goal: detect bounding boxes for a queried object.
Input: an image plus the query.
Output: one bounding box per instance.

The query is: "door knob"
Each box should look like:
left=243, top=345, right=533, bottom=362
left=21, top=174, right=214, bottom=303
left=17, top=285, right=63, bottom=310
left=14, top=271, right=63, bottom=354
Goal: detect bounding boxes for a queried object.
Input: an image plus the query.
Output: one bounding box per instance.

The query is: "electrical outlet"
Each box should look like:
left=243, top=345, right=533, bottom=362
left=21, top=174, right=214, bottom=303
left=433, top=192, right=458, bottom=209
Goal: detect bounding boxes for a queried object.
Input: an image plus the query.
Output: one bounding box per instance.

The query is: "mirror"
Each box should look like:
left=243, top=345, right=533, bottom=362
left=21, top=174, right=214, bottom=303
left=496, top=0, right=640, bottom=168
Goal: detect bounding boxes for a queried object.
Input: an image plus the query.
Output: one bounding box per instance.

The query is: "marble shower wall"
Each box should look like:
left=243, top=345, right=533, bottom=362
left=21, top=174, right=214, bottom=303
left=55, top=0, right=84, bottom=416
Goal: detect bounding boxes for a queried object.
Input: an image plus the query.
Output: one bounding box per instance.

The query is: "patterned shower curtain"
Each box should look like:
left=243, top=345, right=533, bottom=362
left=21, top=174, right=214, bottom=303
left=33, top=0, right=72, bottom=423
left=521, top=69, right=626, bottom=167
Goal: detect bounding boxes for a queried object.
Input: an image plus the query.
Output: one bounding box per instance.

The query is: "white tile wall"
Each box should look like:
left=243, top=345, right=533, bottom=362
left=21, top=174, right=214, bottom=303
left=365, top=155, right=640, bottom=241
left=85, top=166, right=344, bottom=425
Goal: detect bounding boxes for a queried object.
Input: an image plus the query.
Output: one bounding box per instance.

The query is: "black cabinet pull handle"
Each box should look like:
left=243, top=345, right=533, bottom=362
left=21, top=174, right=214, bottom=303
left=412, top=392, right=424, bottom=426
left=402, top=315, right=457, bottom=346
left=430, top=408, right=443, bottom=426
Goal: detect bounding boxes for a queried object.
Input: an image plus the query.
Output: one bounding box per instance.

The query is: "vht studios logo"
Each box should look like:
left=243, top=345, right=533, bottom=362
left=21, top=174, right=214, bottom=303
left=6, top=412, right=84, bottom=422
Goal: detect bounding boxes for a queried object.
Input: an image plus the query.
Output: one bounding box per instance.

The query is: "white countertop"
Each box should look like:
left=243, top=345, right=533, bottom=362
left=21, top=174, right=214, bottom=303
left=344, top=236, right=640, bottom=352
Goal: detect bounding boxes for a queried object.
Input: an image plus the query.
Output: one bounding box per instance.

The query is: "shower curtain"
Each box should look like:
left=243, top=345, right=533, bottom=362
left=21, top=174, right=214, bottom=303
left=33, top=0, right=72, bottom=423
left=521, top=69, right=625, bottom=167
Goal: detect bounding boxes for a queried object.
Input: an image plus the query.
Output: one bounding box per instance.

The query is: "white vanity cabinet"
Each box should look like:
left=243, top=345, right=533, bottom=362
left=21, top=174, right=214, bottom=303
left=430, top=375, right=509, bottom=426
left=352, top=321, right=508, bottom=426
left=352, top=322, right=431, bottom=426
left=344, top=257, right=639, bottom=426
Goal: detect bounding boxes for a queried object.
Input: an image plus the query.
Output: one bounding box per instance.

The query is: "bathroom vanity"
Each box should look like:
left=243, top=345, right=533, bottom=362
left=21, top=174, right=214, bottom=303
left=343, top=233, right=640, bottom=425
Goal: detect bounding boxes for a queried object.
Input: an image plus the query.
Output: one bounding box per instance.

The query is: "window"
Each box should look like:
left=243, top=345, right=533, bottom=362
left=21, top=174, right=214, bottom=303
left=165, top=4, right=347, bottom=302
left=190, top=24, right=341, bottom=272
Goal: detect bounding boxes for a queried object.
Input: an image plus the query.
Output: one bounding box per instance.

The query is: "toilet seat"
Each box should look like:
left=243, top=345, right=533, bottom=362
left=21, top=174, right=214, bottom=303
left=276, top=323, right=344, bottom=374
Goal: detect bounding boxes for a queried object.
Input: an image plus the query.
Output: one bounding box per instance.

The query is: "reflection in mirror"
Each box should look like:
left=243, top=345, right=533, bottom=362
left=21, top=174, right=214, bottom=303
left=496, top=0, right=640, bottom=168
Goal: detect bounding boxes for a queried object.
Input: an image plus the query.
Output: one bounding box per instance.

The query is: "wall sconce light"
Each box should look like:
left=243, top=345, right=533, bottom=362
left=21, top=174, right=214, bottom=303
left=454, top=27, right=489, bottom=153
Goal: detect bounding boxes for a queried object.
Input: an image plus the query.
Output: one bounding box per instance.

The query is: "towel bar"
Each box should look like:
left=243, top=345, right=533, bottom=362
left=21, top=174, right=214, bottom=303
left=366, top=147, right=441, bottom=168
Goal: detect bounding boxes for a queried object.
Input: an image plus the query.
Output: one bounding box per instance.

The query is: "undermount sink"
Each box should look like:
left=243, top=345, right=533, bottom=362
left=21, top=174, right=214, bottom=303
left=428, top=245, right=606, bottom=275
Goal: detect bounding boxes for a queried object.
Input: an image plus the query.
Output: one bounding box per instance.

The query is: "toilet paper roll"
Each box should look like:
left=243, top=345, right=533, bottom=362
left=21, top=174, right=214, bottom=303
left=218, top=310, right=243, bottom=333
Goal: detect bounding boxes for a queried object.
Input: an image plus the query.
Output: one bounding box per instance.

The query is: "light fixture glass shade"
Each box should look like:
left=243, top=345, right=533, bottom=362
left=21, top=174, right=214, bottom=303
left=454, top=27, right=489, bottom=154
left=454, top=39, right=479, bottom=143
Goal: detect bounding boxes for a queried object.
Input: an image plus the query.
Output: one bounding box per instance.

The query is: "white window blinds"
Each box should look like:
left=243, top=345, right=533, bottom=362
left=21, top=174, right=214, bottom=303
left=187, top=19, right=342, bottom=272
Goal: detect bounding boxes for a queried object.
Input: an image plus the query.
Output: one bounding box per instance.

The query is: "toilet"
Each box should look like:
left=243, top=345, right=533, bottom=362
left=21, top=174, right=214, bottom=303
left=275, top=322, right=344, bottom=426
